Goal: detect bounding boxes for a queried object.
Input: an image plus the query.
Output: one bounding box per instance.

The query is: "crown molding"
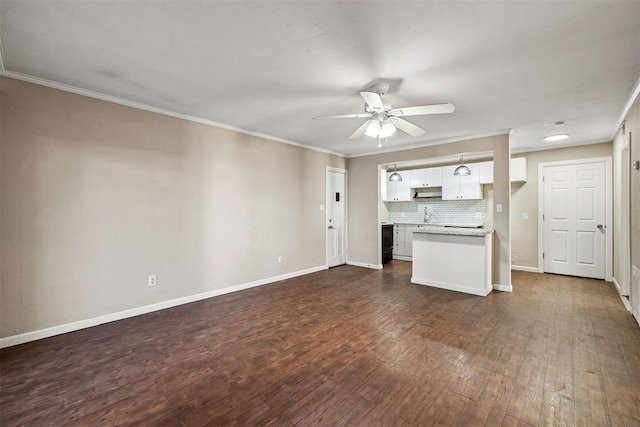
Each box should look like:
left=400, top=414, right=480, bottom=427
left=511, top=137, right=612, bottom=155
left=346, top=129, right=512, bottom=158
left=0, top=71, right=346, bottom=158
left=613, top=74, right=640, bottom=139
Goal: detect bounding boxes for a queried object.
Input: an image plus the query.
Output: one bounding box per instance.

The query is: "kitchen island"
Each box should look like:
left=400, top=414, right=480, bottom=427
left=411, top=227, right=493, bottom=296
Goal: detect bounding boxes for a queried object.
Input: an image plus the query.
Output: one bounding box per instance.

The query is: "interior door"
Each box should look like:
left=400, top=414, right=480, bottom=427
left=327, top=169, right=347, bottom=267
left=543, top=161, right=606, bottom=279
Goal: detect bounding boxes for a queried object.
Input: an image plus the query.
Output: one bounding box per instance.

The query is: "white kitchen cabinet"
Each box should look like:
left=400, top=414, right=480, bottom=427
left=393, top=225, right=406, bottom=257
left=441, top=164, right=483, bottom=200
left=478, top=161, right=493, bottom=184
left=380, top=168, right=387, bottom=200
left=510, top=157, right=527, bottom=182
left=384, top=171, right=412, bottom=201
left=474, top=158, right=528, bottom=184
left=410, top=167, right=442, bottom=188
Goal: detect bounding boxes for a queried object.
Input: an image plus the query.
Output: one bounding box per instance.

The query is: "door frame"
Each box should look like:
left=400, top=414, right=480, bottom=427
left=619, top=136, right=631, bottom=295
left=326, top=166, right=348, bottom=268
left=537, top=156, right=612, bottom=281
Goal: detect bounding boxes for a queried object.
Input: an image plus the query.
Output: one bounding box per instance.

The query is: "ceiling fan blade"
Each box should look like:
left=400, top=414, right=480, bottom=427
left=314, top=113, right=372, bottom=120
left=349, top=120, right=372, bottom=139
left=389, top=103, right=455, bottom=117
left=359, top=91, right=385, bottom=110
left=390, top=118, right=425, bottom=137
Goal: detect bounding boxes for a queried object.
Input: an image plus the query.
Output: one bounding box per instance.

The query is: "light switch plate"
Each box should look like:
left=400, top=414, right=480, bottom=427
left=522, top=213, right=528, bottom=220
left=496, top=204, right=503, bottom=213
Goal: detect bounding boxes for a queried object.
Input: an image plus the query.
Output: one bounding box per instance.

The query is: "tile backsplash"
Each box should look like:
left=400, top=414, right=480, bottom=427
left=387, top=199, right=486, bottom=224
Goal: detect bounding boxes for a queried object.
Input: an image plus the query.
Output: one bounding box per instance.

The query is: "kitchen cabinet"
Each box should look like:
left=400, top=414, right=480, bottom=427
left=475, top=158, right=528, bottom=184
left=380, top=168, right=388, bottom=200
left=410, top=167, right=442, bottom=188
left=393, top=225, right=407, bottom=258
left=384, top=171, right=412, bottom=201
left=510, top=157, right=527, bottom=182
left=441, top=164, right=483, bottom=200
left=478, top=161, right=493, bottom=184
left=392, top=224, right=431, bottom=260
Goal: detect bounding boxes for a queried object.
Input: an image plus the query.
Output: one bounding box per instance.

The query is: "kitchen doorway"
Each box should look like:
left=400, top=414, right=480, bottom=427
left=538, top=157, right=612, bottom=280
left=327, top=167, right=347, bottom=267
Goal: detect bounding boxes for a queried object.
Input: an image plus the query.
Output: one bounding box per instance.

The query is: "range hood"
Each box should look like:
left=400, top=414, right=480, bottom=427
left=414, top=189, right=442, bottom=198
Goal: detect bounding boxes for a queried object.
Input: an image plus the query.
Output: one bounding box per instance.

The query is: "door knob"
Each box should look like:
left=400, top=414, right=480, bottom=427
left=597, top=224, right=604, bottom=230
left=328, top=225, right=334, bottom=229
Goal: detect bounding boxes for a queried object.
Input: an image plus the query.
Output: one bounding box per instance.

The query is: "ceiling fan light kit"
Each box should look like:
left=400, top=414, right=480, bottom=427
left=313, top=83, right=454, bottom=141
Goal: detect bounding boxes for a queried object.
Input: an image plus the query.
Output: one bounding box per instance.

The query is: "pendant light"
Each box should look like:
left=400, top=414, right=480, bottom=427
left=389, top=163, right=402, bottom=181
left=454, top=155, right=471, bottom=176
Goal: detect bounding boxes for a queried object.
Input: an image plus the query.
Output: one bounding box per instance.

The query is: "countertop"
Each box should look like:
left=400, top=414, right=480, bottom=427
left=413, top=226, right=493, bottom=236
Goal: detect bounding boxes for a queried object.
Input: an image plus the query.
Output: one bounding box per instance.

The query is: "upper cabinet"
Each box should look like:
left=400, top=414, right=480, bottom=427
left=384, top=171, right=412, bottom=201
left=410, top=167, right=443, bottom=188
left=380, top=168, right=388, bottom=201
left=510, top=157, right=527, bottom=182
left=476, top=157, right=528, bottom=184
left=441, top=164, right=483, bottom=200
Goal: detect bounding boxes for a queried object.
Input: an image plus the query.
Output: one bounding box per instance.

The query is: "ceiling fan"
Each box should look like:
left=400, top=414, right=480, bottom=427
left=313, top=83, right=455, bottom=140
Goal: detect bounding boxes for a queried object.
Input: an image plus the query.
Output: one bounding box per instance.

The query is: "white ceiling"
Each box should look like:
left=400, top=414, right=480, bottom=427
left=1, top=1, right=639, bottom=157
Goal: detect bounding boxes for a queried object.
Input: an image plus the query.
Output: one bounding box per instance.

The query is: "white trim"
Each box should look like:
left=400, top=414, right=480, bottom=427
left=619, top=293, right=632, bottom=313
left=393, top=255, right=413, bottom=262
left=613, top=277, right=623, bottom=295
left=0, top=265, right=326, bottom=349
left=538, top=156, right=613, bottom=281
left=613, top=74, right=640, bottom=140
left=347, top=260, right=383, bottom=270
left=347, top=129, right=512, bottom=158
left=511, top=265, right=539, bottom=273
left=412, top=277, right=492, bottom=297
left=0, top=72, right=344, bottom=158
left=0, top=35, right=5, bottom=73
left=493, top=283, right=513, bottom=292
left=511, top=138, right=612, bottom=155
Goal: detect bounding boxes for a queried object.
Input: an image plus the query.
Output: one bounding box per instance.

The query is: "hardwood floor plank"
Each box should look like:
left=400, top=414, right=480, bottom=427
left=1, top=264, right=639, bottom=426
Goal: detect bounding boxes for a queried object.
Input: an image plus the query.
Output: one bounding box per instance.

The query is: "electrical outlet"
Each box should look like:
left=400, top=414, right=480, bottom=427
left=320, top=204, right=325, bottom=211
left=148, top=275, right=157, bottom=287
left=278, top=255, right=283, bottom=263
left=475, top=212, right=482, bottom=219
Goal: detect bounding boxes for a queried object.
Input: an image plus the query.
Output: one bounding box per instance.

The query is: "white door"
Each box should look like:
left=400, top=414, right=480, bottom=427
left=327, top=168, right=347, bottom=267
left=543, top=161, right=606, bottom=279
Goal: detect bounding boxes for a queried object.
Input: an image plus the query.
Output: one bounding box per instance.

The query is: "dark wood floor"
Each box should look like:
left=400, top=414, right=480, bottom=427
left=2, top=261, right=640, bottom=426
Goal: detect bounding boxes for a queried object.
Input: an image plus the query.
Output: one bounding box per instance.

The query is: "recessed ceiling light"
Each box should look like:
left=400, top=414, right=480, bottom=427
left=544, top=134, right=569, bottom=142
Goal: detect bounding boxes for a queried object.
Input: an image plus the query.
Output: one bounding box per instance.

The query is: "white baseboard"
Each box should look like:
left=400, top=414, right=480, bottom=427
left=613, top=277, right=623, bottom=295
left=412, top=277, right=492, bottom=297
left=346, top=260, right=383, bottom=270
left=393, top=255, right=413, bottom=262
left=493, top=283, right=513, bottom=292
left=620, top=295, right=632, bottom=312
left=511, top=265, right=539, bottom=273
left=0, top=265, right=327, bottom=349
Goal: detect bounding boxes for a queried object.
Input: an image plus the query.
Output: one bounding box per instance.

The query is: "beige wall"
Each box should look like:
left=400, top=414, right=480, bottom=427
left=511, top=142, right=613, bottom=269
left=0, top=77, right=345, bottom=338
left=347, top=134, right=512, bottom=288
